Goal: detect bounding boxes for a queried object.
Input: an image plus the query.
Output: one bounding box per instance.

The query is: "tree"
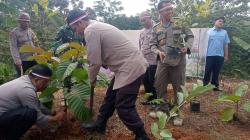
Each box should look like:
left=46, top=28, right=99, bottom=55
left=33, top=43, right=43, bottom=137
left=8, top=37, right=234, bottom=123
left=93, top=0, right=124, bottom=23
left=109, top=15, right=142, bottom=30
left=148, top=0, right=160, bottom=22
left=86, top=7, right=97, bottom=20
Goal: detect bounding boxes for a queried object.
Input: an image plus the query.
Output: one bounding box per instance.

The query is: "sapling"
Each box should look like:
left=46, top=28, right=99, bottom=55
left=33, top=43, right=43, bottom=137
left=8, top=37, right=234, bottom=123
left=150, top=80, right=214, bottom=140
left=217, top=83, right=249, bottom=122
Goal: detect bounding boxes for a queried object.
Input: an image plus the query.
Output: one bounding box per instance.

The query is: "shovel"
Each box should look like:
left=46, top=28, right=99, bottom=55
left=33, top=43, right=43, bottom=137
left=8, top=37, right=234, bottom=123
left=89, top=86, right=95, bottom=113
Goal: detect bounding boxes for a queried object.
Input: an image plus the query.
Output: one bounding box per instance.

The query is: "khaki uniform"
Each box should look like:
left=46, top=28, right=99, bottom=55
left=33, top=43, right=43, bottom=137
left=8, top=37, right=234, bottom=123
left=9, top=27, right=39, bottom=65
left=139, top=28, right=157, bottom=65
left=84, top=20, right=148, bottom=134
left=9, top=27, right=40, bottom=75
left=150, top=22, right=194, bottom=103
left=139, top=27, right=157, bottom=99
left=85, top=20, right=148, bottom=90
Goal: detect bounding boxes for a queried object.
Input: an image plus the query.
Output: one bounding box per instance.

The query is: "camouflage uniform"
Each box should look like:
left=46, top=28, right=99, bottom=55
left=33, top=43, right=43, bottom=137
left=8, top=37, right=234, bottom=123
left=150, top=21, right=194, bottom=103
left=51, top=25, right=85, bottom=52
left=9, top=27, right=39, bottom=75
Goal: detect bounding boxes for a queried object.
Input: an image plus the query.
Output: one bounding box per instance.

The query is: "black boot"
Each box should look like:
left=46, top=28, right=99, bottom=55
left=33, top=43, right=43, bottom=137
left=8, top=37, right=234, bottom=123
left=81, top=118, right=106, bottom=134
left=134, top=127, right=150, bottom=140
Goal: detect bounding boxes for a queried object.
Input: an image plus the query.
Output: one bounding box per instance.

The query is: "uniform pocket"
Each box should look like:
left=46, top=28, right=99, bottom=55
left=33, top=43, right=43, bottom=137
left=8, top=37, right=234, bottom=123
left=173, top=30, right=182, bottom=42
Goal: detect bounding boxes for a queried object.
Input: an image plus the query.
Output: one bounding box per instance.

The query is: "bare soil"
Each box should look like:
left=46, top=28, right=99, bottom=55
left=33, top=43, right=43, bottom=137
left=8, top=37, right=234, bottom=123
left=22, top=78, right=250, bottom=140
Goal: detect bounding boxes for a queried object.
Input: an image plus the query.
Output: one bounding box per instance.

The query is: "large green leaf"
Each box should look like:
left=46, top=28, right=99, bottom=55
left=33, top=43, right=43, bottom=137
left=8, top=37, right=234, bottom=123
left=62, top=62, right=78, bottom=80
left=96, top=71, right=110, bottom=87
left=56, top=43, right=70, bottom=54
left=169, top=106, right=178, bottom=117
left=71, top=68, right=88, bottom=82
left=60, top=49, right=79, bottom=60
left=187, top=84, right=214, bottom=100
left=234, top=84, right=248, bottom=97
left=177, top=92, right=184, bottom=105
left=156, top=111, right=167, bottom=129
left=242, top=100, right=250, bottom=112
left=56, top=61, right=71, bottom=81
left=19, top=45, right=45, bottom=54
left=218, top=94, right=241, bottom=103
left=68, top=42, right=85, bottom=51
left=28, top=55, right=48, bottom=64
left=144, top=93, right=153, bottom=100
left=219, top=107, right=235, bottom=122
left=39, top=87, right=59, bottom=98
left=151, top=122, right=160, bottom=139
left=149, top=98, right=165, bottom=105
left=160, top=129, right=172, bottom=138
left=64, top=82, right=91, bottom=121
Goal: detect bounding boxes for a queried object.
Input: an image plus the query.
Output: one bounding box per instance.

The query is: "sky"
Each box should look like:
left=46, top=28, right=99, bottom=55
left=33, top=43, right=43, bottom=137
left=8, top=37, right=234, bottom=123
left=83, top=0, right=152, bottom=16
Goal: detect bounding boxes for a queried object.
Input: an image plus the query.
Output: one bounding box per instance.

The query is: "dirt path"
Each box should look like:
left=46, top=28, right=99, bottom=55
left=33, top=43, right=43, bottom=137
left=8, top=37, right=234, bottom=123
left=22, top=79, right=250, bottom=140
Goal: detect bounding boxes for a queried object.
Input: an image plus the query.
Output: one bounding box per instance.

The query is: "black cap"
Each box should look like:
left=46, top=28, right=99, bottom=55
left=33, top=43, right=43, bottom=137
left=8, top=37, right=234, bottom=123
left=66, top=9, right=88, bottom=25
left=30, top=64, right=52, bottom=79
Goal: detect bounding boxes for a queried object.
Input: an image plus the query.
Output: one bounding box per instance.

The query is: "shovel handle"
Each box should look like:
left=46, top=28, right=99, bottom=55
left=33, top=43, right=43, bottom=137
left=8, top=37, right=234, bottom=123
left=90, top=86, right=95, bottom=113
left=20, top=65, right=24, bottom=76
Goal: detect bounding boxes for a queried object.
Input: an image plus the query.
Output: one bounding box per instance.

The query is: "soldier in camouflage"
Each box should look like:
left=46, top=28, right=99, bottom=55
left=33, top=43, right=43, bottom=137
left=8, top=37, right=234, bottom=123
left=9, top=12, right=39, bottom=76
left=150, top=0, right=194, bottom=107
left=51, top=25, right=85, bottom=54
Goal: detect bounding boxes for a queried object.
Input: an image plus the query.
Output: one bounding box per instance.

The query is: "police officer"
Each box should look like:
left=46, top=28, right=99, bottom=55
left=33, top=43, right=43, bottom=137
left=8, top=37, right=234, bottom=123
left=0, top=64, right=66, bottom=140
left=150, top=1, right=194, bottom=108
left=139, top=11, right=157, bottom=105
left=9, top=12, right=39, bottom=76
left=66, top=9, right=149, bottom=140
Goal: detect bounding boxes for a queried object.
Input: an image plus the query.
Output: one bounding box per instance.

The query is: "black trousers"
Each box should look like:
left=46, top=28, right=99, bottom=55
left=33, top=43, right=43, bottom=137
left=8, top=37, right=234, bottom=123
left=143, top=65, right=157, bottom=100
left=203, top=56, right=224, bottom=87
left=96, top=75, right=144, bottom=133
left=0, top=106, right=37, bottom=140
left=15, top=60, right=37, bottom=76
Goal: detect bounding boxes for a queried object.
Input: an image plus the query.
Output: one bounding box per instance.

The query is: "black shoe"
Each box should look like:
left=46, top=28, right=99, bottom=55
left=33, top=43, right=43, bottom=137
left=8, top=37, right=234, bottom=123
left=135, top=133, right=150, bottom=140
left=213, top=87, right=223, bottom=92
left=81, top=122, right=106, bottom=134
